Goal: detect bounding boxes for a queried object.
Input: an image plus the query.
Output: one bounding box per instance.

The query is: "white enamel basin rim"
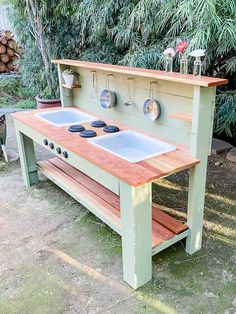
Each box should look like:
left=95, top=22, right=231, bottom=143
left=36, top=109, right=96, bottom=126
left=88, top=130, right=176, bottom=163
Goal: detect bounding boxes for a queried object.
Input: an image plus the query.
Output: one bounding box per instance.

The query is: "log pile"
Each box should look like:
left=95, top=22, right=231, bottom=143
left=0, top=30, right=20, bottom=73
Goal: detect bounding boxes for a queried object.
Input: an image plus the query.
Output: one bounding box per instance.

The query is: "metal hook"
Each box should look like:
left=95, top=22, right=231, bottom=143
left=105, top=74, right=113, bottom=89
left=149, top=81, right=157, bottom=99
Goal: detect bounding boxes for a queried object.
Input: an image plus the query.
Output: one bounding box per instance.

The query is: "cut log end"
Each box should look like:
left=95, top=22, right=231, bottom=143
left=0, top=31, right=20, bottom=73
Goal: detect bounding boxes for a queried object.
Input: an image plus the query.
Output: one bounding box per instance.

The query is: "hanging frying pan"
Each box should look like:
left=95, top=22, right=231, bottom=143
left=100, top=74, right=117, bottom=109
left=143, top=81, right=161, bottom=121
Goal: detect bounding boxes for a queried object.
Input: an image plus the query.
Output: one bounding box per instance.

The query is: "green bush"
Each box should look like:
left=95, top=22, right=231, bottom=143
left=0, top=76, right=36, bottom=109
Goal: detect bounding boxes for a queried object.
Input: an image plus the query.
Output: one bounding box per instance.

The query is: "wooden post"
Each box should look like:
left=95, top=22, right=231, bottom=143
left=15, top=130, right=38, bottom=187
left=57, top=64, right=74, bottom=107
left=120, top=181, right=152, bottom=289
left=186, top=86, right=215, bottom=254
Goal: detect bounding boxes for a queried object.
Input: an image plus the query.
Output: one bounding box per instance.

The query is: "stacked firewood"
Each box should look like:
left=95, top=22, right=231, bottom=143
left=0, top=30, right=20, bottom=73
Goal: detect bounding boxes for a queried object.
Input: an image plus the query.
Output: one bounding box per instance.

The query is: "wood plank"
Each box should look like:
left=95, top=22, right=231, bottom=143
left=49, top=157, right=120, bottom=210
left=37, top=158, right=188, bottom=250
left=52, top=59, right=228, bottom=87
left=170, top=112, right=192, bottom=122
left=152, top=219, right=175, bottom=241
left=12, top=107, right=199, bottom=187
left=62, top=83, right=81, bottom=89
left=37, top=160, right=121, bottom=231
left=152, top=204, right=188, bottom=234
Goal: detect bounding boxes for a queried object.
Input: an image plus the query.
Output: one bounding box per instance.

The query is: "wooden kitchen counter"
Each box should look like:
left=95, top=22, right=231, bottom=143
left=12, top=107, right=199, bottom=187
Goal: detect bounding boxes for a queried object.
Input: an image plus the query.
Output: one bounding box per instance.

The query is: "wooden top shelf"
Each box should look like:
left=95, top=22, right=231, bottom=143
left=12, top=107, right=199, bottom=187
left=62, top=83, right=81, bottom=89
left=170, top=112, right=193, bottom=122
left=52, top=59, right=228, bottom=87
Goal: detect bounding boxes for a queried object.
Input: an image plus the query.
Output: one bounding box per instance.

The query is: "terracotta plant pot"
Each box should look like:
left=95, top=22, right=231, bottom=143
left=36, top=95, right=61, bottom=110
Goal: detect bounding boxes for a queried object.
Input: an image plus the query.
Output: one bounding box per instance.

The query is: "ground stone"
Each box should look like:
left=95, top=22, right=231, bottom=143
left=211, top=138, right=233, bottom=155
left=226, top=147, right=236, bottom=163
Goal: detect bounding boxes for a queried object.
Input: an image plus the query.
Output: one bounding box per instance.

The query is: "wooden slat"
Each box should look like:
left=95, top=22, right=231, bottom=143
left=52, top=59, right=228, bottom=87
left=152, top=220, right=175, bottom=241
left=170, top=112, right=192, bottom=122
left=62, top=83, right=81, bottom=89
left=37, top=158, right=188, bottom=250
left=152, top=204, right=188, bottom=234
left=12, top=107, right=200, bottom=186
left=37, top=159, right=121, bottom=231
left=49, top=157, right=120, bottom=210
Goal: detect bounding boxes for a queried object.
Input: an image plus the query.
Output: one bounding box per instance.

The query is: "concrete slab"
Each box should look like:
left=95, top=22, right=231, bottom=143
left=211, top=138, right=233, bottom=155
left=227, top=147, right=236, bottom=163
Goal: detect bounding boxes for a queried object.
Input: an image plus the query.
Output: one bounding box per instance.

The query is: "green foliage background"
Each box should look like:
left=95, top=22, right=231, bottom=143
left=7, top=0, right=236, bottom=138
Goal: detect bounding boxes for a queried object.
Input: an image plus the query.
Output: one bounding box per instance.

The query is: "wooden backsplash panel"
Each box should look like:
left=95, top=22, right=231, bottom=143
left=62, top=66, right=194, bottom=146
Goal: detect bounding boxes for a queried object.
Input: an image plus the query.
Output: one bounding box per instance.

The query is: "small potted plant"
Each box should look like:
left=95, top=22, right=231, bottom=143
left=62, top=69, right=76, bottom=87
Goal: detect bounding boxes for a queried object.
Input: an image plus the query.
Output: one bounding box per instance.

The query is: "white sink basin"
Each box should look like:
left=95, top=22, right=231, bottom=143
left=37, top=109, right=96, bottom=126
left=88, top=130, right=176, bottom=163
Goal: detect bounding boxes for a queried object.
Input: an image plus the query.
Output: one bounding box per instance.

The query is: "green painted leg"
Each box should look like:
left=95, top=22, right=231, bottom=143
left=120, top=181, right=152, bottom=289
left=15, top=130, right=38, bottom=187
left=186, top=163, right=208, bottom=255
left=186, top=86, right=215, bottom=255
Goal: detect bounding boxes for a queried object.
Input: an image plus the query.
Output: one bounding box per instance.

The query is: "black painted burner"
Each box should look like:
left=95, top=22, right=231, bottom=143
left=103, top=125, right=120, bottom=133
left=91, top=120, right=106, bottom=128
left=79, top=130, right=97, bottom=138
left=68, top=125, right=85, bottom=132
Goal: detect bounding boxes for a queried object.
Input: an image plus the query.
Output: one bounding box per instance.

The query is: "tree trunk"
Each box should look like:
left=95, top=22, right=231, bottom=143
left=26, top=0, right=55, bottom=97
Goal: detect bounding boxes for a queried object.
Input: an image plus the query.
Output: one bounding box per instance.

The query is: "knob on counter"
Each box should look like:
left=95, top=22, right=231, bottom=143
left=49, top=143, right=54, bottom=149
left=43, top=139, right=48, bottom=146
left=56, top=147, right=61, bottom=154
left=62, top=151, right=68, bottom=158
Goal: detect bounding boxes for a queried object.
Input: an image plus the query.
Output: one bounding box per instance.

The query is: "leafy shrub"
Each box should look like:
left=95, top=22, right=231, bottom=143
left=215, top=91, right=236, bottom=138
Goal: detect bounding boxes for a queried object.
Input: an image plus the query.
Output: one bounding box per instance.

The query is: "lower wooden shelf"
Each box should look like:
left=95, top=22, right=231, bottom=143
left=37, top=157, right=189, bottom=255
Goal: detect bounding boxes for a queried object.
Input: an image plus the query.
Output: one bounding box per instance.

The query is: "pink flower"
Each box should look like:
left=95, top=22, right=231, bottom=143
left=176, top=41, right=188, bottom=54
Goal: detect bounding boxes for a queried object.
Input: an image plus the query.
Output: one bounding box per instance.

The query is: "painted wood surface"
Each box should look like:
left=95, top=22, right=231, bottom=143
left=186, top=86, right=216, bottom=254
left=120, top=181, right=152, bottom=289
left=12, top=108, right=199, bottom=187
left=62, top=83, right=81, bottom=89
left=37, top=157, right=188, bottom=251
left=52, top=59, right=228, bottom=87
left=71, top=67, right=193, bottom=146
left=14, top=119, right=120, bottom=194
left=37, top=158, right=121, bottom=234
left=15, top=130, right=38, bottom=187
left=170, top=112, right=193, bottom=122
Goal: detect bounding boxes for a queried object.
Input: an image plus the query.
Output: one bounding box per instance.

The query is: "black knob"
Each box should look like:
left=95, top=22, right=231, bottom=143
left=63, top=151, right=68, bottom=158
left=43, top=139, right=48, bottom=146
left=49, top=143, right=54, bottom=149
left=56, top=147, right=61, bottom=154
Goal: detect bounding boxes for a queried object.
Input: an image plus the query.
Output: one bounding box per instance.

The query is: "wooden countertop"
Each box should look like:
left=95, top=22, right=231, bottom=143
left=52, top=59, right=228, bottom=87
left=12, top=107, right=199, bottom=186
